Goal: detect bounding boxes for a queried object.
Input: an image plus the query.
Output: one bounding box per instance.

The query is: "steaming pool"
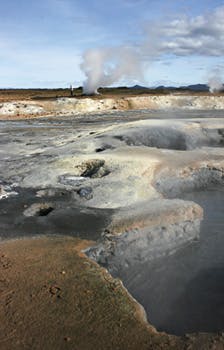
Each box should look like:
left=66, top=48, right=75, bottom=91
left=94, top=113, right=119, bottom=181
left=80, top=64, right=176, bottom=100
left=110, top=185, right=224, bottom=335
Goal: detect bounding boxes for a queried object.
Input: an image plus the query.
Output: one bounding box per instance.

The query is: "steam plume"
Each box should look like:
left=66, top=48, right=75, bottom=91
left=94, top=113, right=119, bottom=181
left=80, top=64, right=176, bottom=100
left=80, top=47, right=143, bottom=95
left=208, top=70, right=224, bottom=93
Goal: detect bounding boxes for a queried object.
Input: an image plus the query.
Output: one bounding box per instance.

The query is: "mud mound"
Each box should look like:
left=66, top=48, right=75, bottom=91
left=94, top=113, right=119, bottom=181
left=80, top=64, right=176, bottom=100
left=114, top=127, right=187, bottom=150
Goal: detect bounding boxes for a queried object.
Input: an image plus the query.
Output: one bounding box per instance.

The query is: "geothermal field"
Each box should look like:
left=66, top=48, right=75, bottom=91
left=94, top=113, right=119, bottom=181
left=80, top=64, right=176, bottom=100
left=1, top=91, right=224, bottom=349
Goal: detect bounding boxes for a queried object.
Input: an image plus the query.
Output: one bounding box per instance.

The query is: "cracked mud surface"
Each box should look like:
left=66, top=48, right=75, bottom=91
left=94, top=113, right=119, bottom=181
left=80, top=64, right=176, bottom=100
left=1, top=109, right=224, bottom=349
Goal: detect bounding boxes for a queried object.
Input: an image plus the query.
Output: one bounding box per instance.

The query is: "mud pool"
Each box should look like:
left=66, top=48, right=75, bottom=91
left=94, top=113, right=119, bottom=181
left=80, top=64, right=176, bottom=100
left=111, top=186, right=224, bottom=336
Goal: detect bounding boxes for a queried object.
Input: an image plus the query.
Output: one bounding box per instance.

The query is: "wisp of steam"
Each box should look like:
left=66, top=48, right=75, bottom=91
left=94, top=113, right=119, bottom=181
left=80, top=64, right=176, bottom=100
left=208, top=73, right=224, bottom=93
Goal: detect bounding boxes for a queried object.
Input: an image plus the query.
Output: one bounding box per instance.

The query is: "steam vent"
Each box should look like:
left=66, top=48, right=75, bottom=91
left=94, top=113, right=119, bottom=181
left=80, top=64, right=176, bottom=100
left=1, top=91, right=224, bottom=350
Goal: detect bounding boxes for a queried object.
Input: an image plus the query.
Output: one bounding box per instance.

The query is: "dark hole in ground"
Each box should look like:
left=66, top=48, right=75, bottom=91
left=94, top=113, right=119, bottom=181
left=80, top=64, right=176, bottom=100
left=218, top=128, right=224, bottom=144
left=95, top=144, right=115, bottom=153
left=95, top=147, right=106, bottom=152
left=38, top=206, right=54, bottom=216
left=108, top=186, right=224, bottom=336
left=23, top=203, right=55, bottom=217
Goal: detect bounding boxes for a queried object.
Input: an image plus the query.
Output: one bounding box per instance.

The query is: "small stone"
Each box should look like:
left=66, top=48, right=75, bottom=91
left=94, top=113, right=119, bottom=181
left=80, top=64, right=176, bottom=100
left=77, top=187, right=93, bottom=200
left=0, top=186, right=8, bottom=199
left=64, top=337, right=71, bottom=342
left=49, top=286, right=61, bottom=296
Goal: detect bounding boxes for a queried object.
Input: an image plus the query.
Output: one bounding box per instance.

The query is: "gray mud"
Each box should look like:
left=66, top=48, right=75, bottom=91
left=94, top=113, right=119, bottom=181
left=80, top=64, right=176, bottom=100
left=0, top=187, right=114, bottom=241
left=111, top=186, right=224, bottom=336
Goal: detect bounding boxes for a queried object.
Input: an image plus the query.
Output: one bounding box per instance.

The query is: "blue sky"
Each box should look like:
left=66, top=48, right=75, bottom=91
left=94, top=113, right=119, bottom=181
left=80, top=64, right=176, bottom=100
left=0, top=0, right=224, bottom=88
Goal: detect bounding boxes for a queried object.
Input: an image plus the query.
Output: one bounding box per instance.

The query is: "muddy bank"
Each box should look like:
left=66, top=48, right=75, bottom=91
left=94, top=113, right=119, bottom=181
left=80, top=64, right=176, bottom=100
left=1, top=95, right=224, bottom=119
left=86, top=199, right=203, bottom=273
left=1, top=236, right=224, bottom=350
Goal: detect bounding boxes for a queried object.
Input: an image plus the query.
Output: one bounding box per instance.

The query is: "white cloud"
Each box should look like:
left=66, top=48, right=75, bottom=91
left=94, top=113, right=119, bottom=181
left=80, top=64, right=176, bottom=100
left=144, top=6, right=224, bottom=57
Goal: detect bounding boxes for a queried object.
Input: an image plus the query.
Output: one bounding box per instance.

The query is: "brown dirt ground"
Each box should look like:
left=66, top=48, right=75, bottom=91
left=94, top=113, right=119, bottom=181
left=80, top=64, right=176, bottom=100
left=1, top=236, right=224, bottom=350
left=0, top=88, right=222, bottom=103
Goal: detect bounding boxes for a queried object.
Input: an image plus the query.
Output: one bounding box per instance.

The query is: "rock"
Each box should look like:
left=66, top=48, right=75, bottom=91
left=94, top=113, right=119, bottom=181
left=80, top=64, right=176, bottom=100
left=77, top=187, right=93, bottom=200
left=58, top=174, right=86, bottom=187
left=0, top=186, right=8, bottom=199
left=80, top=159, right=109, bottom=178
left=64, top=337, right=71, bottom=342
left=0, top=184, right=18, bottom=200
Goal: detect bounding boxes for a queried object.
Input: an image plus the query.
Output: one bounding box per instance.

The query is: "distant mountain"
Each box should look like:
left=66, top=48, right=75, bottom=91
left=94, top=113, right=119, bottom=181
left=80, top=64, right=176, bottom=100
left=154, top=85, right=176, bottom=91
left=180, top=84, right=209, bottom=92
left=114, top=83, right=222, bottom=92
left=131, top=85, right=149, bottom=90
left=154, top=84, right=210, bottom=92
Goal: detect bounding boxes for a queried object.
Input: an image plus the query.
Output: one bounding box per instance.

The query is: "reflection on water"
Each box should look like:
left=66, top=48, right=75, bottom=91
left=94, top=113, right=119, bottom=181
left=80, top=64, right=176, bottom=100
left=114, top=186, right=224, bottom=335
